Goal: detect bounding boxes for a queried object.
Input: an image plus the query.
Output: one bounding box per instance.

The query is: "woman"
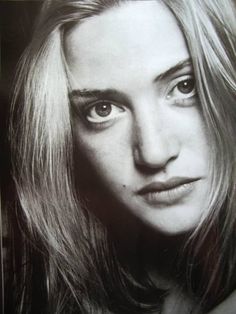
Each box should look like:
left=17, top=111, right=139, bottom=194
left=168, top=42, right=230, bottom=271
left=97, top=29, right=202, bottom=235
left=10, top=0, right=236, bottom=313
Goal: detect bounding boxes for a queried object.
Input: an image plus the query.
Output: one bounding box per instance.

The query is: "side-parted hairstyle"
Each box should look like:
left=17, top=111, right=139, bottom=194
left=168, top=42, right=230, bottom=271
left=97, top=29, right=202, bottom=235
left=10, top=0, right=236, bottom=313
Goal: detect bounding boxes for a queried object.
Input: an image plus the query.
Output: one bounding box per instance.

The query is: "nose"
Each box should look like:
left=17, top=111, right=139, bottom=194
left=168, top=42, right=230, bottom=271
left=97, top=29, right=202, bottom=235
left=133, top=113, right=180, bottom=171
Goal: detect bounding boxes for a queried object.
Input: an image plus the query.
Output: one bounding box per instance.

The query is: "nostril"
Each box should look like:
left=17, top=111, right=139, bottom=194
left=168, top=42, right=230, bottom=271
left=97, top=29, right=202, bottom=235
left=135, top=163, right=166, bottom=175
left=132, top=115, right=180, bottom=172
left=134, top=154, right=177, bottom=174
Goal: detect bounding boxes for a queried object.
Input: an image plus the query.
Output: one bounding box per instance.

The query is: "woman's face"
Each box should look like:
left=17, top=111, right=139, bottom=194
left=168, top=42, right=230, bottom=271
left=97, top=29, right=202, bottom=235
left=65, top=0, right=211, bottom=235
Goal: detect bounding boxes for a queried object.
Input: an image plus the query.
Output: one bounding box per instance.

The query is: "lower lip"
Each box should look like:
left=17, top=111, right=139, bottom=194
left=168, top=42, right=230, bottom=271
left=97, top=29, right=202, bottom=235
left=139, top=182, right=196, bottom=206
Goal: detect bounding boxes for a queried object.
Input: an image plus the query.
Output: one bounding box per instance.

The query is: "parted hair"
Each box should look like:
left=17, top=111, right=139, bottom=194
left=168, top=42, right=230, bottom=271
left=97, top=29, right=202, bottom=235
left=10, top=0, right=236, bottom=313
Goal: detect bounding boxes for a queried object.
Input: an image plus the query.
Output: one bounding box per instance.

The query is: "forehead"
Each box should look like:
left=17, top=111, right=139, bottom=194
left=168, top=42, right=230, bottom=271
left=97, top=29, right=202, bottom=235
left=65, top=0, right=189, bottom=91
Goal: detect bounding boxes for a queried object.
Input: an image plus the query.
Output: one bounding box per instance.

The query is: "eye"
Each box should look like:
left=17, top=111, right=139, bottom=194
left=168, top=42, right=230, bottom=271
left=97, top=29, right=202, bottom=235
left=176, top=78, right=195, bottom=94
left=85, top=100, right=125, bottom=123
left=167, top=76, right=196, bottom=102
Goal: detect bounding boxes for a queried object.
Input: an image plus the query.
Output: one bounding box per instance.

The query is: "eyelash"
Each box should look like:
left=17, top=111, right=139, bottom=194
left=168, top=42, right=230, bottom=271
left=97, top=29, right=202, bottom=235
left=82, top=100, right=125, bottom=126
left=167, top=75, right=197, bottom=106
left=79, top=75, right=197, bottom=126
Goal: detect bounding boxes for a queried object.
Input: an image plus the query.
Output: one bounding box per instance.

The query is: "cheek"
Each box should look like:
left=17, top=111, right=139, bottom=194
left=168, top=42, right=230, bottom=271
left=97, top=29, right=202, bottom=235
left=178, top=108, right=210, bottom=156
left=73, top=120, right=133, bottom=189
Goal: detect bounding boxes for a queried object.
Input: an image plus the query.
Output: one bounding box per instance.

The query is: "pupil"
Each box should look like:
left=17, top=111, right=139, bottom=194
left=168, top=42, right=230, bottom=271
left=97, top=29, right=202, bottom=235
left=178, top=79, right=194, bottom=94
left=95, top=103, right=112, bottom=117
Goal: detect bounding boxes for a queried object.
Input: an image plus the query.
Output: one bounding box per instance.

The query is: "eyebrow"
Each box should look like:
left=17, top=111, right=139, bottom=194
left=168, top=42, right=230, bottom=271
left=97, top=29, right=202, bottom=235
left=69, top=58, right=192, bottom=100
left=153, top=58, right=192, bottom=82
left=69, top=88, right=130, bottom=104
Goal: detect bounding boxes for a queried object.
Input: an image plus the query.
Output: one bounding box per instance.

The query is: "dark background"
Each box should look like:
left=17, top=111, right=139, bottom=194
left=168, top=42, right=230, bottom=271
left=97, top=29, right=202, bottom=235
left=0, top=1, right=42, bottom=310
left=0, top=0, right=42, bottom=148
left=0, top=0, right=42, bottom=198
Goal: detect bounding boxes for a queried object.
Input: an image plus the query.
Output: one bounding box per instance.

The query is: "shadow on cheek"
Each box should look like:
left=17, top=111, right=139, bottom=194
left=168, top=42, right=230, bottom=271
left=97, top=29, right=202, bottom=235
left=73, top=146, right=144, bottom=249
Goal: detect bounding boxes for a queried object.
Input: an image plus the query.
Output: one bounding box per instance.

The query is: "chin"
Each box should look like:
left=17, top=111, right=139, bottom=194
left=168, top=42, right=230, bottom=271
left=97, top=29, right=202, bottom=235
left=134, top=204, right=203, bottom=236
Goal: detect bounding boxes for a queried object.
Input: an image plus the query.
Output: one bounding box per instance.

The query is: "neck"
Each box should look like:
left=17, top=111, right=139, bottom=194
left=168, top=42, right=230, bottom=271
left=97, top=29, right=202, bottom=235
left=140, top=226, right=188, bottom=281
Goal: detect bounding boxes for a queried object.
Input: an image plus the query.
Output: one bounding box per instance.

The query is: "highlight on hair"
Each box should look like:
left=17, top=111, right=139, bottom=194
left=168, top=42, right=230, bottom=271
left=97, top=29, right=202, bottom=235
left=10, top=0, right=236, bottom=313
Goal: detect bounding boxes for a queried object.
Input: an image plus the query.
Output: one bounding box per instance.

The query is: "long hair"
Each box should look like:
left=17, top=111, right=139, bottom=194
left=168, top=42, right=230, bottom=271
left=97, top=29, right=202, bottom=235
left=10, top=0, right=236, bottom=313
left=163, top=0, right=236, bottom=307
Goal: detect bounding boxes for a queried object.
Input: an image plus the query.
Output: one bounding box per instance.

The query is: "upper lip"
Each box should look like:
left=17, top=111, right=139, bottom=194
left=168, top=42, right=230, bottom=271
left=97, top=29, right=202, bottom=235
left=137, top=177, right=201, bottom=194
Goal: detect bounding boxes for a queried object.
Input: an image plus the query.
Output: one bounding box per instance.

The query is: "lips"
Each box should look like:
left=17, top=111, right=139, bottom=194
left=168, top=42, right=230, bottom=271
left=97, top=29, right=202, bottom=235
left=137, top=177, right=201, bottom=206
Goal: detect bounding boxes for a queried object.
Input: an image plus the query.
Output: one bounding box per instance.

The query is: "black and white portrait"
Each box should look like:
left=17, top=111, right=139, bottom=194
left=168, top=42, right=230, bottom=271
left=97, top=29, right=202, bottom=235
left=1, top=1, right=236, bottom=313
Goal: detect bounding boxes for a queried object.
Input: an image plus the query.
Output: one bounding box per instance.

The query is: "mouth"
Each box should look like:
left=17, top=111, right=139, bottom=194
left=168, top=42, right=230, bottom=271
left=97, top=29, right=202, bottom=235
left=137, top=177, right=201, bottom=206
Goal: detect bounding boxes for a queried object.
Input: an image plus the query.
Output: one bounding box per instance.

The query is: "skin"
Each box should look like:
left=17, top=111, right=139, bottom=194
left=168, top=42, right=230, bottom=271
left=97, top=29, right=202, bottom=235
left=64, top=1, right=235, bottom=312
left=208, top=291, right=236, bottom=314
left=65, top=0, right=211, bottom=236
left=65, top=0, right=212, bottom=237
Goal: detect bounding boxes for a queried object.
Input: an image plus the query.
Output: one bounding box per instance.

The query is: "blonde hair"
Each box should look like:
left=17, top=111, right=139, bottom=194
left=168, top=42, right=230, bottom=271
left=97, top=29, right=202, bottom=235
left=10, top=0, right=236, bottom=312
left=163, top=0, right=236, bottom=306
